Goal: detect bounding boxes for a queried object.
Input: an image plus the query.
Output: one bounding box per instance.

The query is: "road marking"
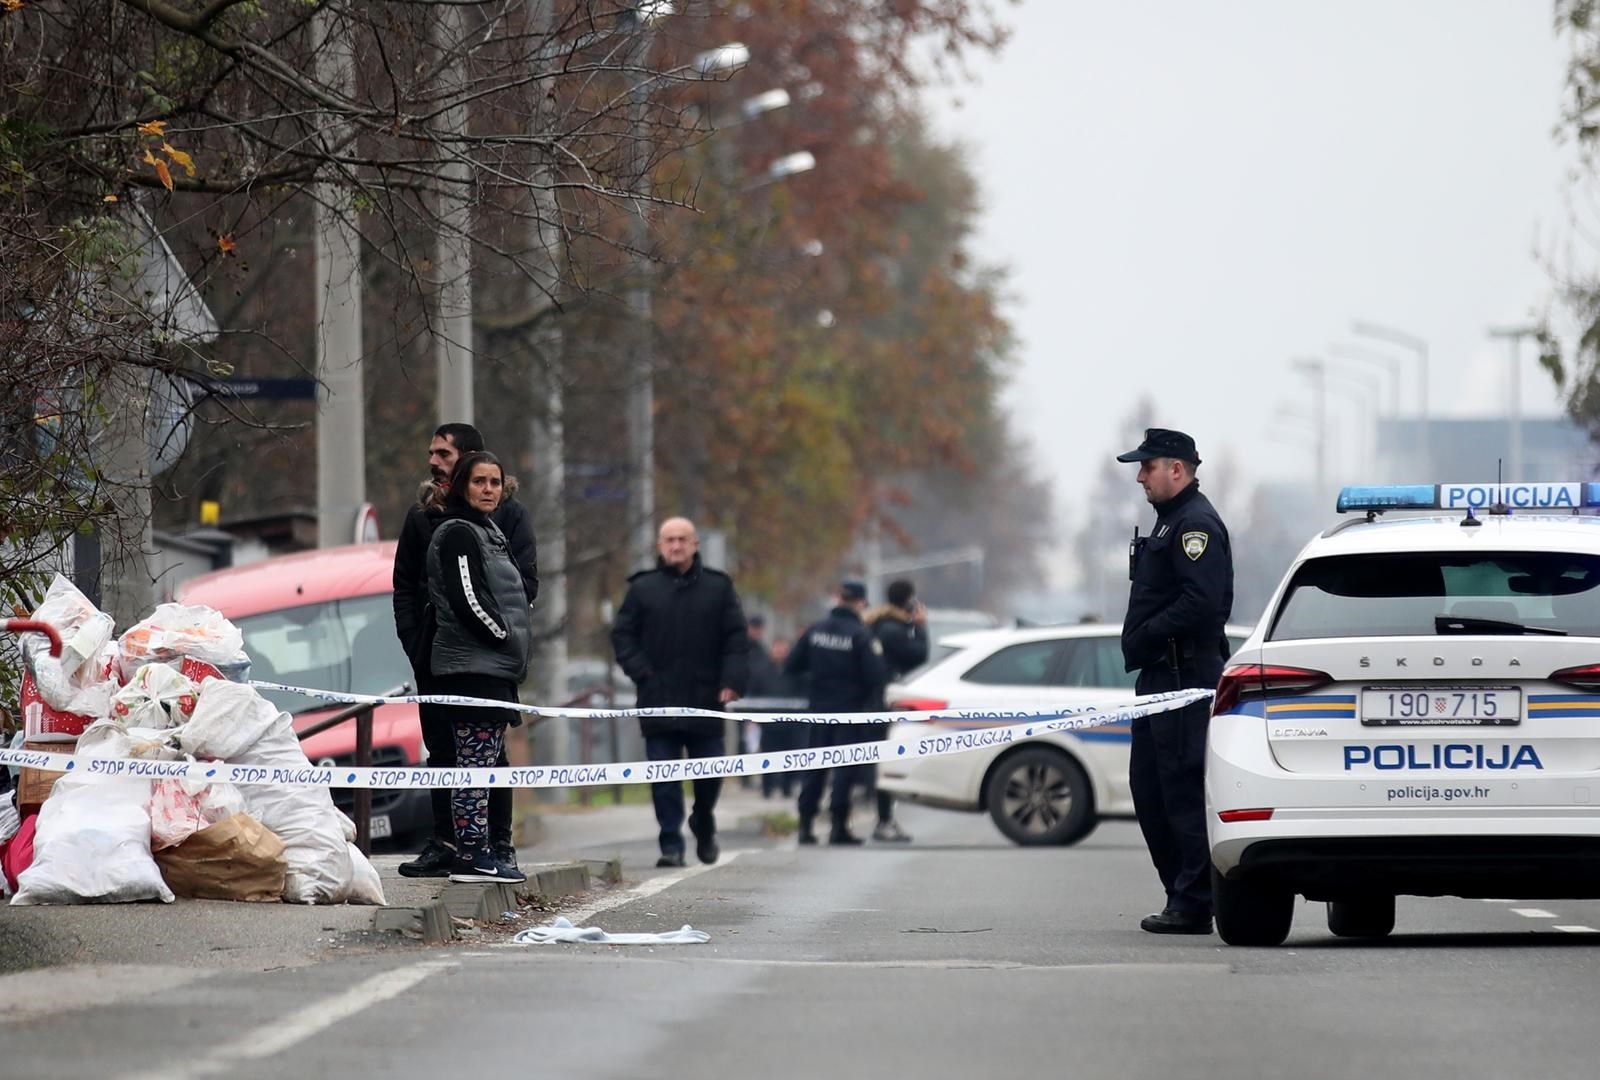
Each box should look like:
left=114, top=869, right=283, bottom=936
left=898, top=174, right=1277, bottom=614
left=117, top=959, right=456, bottom=1080
left=556, top=850, right=747, bottom=925
left=1555, top=925, right=1599, bottom=933
left=1479, top=898, right=1517, bottom=903
left=1511, top=908, right=1557, bottom=919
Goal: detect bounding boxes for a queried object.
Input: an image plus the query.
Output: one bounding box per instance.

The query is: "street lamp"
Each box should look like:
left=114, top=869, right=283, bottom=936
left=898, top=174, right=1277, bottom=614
left=1488, top=324, right=1540, bottom=482
left=1351, top=320, right=1429, bottom=472
left=1291, top=357, right=1327, bottom=496
left=746, top=150, right=816, bottom=190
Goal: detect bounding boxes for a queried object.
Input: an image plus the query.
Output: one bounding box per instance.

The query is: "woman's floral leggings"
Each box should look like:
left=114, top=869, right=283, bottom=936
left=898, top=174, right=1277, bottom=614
left=452, top=720, right=508, bottom=860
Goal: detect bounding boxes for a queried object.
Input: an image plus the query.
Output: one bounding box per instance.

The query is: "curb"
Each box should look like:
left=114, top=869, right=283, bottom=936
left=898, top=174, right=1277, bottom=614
left=371, top=859, right=592, bottom=945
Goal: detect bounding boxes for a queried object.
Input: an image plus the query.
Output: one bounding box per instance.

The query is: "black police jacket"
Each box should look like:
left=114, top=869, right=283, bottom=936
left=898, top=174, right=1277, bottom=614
left=609, top=554, right=750, bottom=735
left=393, top=486, right=539, bottom=665
left=786, top=606, right=888, bottom=713
left=1121, top=481, right=1234, bottom=692
left=868, top=607, right=929, bottom=682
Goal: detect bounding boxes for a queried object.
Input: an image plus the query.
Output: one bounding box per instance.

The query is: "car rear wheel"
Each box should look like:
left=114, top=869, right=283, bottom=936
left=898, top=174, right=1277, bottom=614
left=983, top=747, right=1095, bottom=847
left=1212, top=866, right=1295, bottom=946
left=1326, top=895, right=1396, bottom=939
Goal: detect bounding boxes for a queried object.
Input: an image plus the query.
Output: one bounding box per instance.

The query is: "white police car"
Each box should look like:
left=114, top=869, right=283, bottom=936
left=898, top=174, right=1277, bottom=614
left=1208, top=482, right=1600, bottom=946
left=879, top=623, right=1249, bottom=846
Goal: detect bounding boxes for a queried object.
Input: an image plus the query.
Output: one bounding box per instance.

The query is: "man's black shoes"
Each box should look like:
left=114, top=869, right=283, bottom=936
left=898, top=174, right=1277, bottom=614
left=398, top=838, right=455, bottom=878
left=696, top=835, right=719, bottom=865
left=656, top=851, right=687, bottom=868
left=828, top=831, right=864, bottom=846
left=1140, top=908, right=1213, bottom=935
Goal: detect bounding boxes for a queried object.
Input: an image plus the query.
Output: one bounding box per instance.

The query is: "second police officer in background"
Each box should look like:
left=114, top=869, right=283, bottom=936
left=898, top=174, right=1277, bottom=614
left=1117, top=428, right=1234, bottom=936
left=863, top=579, right=928, bottom=842
left=786, top=580, right=888, bottom=845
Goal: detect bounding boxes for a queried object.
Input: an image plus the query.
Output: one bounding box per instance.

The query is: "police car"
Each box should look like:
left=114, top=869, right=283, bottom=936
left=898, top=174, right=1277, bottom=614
left=1208, top=482, right=1600, bottom=946
left=879, top=622, right=1250, bottom=845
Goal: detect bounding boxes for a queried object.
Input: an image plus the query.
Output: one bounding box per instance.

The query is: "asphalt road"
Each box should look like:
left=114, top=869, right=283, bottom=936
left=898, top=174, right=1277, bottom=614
left=7, top=801, right=1600, bottom=1080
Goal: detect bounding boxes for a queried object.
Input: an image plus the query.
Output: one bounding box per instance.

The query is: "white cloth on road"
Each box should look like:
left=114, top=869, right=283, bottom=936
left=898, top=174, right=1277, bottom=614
left=511, top=916, right=709, bottom=945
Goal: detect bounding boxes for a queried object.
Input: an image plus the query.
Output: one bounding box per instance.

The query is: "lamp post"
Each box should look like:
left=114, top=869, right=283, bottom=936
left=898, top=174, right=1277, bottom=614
left=1292, top=357, right=1327, bottom=496
left=1351, top=320, right=1429, bottom=473
left=1488, top=325, right=1539, bottom=482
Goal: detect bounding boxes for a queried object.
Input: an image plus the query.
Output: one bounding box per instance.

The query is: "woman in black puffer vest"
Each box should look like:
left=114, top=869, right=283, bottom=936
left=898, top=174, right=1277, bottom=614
left=425, top=451, right=533, bottom=884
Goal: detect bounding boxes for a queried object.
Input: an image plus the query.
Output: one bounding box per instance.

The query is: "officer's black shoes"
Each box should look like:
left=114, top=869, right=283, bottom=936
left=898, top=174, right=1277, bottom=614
left=656, top=851, right=687, bottom=868
left=399, top=838, right=456, bottom=878
left=493, top=842, right=519, bottom=870
left=872, top=821, right=911, bottom=843
left=797, top=817, right=818, bottom=845
left=828, top=831, right=864, bottom=846
left=696, top=834, right=720, bottom=865
left=1140, top=908, right=1213, bottom=935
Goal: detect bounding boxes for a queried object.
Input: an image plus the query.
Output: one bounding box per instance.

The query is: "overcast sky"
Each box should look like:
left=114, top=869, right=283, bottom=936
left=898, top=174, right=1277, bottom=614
left=928, top=1, right=1579, bottom=562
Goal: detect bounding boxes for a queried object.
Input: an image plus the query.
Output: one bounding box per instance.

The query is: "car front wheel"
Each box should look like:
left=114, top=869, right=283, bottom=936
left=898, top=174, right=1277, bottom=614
left=1213, top=866, right=1295, bottom=946
left=983, top=747, right=1096, bottom=847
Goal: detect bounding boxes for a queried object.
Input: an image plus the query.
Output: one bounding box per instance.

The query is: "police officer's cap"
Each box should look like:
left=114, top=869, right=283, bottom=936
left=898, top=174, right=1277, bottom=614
left=1115, top=428, right=1201, bottom=466
left=839, top=579, right=868, bottom=602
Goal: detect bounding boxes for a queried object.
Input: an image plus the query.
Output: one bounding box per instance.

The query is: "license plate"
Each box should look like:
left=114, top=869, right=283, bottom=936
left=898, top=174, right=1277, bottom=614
left=368, top=814, right=392, bottom=839
left=1361, top=686, right=1521, bottom=727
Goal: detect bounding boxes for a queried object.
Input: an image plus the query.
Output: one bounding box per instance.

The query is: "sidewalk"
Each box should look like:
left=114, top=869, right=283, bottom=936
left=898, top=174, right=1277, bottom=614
left=0, top=784, right=792, bottom=974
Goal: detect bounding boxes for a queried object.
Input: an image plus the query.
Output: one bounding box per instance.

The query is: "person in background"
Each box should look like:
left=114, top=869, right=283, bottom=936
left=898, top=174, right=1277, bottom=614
left=864, top=578, right=928, bottom=842
left=751, top=635, right=808, bottom=798
left=424, top=451, right=533, bottom=884
left=611, top=517, right=749, bottom=868
left=394, top=422, right=537, bottom=878
left=786, top=580, right=887, bottom=845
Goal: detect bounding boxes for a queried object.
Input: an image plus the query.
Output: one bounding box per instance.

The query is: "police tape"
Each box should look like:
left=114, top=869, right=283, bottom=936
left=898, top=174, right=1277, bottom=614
left=0, top=689, right=1212, bottom=789
left=246, top=681, right=1196, bottom=727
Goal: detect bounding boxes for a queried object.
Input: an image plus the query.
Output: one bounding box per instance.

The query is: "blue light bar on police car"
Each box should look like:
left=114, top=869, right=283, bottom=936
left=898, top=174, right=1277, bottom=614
left=1336, top=483, right=1600, bottom=514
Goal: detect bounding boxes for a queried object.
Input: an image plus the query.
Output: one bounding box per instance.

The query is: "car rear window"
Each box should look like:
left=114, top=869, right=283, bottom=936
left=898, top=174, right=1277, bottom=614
left=1268, top=552, right=1600, bottom=640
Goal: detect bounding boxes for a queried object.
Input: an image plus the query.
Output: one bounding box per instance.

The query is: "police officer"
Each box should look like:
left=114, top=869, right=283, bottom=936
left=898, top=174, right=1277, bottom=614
left=1117, top=428, right=1233, bottom=935
left=785, top=580, right=888, bottom=845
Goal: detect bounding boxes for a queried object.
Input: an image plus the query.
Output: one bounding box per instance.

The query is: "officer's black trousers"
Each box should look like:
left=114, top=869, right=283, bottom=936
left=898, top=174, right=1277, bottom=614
left=797, top=723, right=871, bottom=833
left=1129, top=697, right=1212, bottom=914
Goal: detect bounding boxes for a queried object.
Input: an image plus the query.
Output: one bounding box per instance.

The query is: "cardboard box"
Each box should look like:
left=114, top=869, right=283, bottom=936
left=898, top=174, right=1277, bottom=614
left=17, top=738, right=70, bottom=810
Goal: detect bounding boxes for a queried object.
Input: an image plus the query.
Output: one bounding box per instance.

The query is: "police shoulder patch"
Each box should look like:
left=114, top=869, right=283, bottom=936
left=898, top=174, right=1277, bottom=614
left=1181, top=531, right=1209, bottom=561
left=870, top=639, right=884, bottom=655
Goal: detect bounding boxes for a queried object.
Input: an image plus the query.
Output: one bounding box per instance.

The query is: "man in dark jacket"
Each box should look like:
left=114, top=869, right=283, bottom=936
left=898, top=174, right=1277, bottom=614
left=864, top=578, right=929, bottom=842
left=786, top=580, right=888, bottom=845
left=392, top=422, right=539, bottom=878
left=610, top=517, right=749, bottom=868
left=1118, top=427, right=1233, bottom=935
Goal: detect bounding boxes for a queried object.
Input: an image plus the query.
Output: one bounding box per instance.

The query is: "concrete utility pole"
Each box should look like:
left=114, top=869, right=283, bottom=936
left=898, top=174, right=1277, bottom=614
left=1293, top=357, right=1328, bottom=497
left=434, top=1, right=474, bottom=424
left=314, top=8, right=365, bottom=548
left=1352, top=320, right=1429, bottom=475
left=1488, top=325, right=1539, bottom=482
left=625, top=72, right=656, bottom=572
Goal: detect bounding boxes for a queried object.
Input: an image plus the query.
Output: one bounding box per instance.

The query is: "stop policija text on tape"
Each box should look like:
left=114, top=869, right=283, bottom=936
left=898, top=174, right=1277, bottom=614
left=0, top=689, right=1210, bottom=789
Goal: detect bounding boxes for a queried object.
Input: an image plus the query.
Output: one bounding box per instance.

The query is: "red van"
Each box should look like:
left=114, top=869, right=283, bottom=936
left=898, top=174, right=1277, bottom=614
left=175, top=543, right=430, bottom=846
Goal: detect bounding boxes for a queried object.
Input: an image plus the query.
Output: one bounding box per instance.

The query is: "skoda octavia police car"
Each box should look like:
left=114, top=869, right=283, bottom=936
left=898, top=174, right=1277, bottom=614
left=1208, top=482, right=1600, bottom=946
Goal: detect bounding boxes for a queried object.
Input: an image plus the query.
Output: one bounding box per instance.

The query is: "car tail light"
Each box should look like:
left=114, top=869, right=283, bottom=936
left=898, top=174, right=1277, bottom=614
left=891, top=697, right=949, bottom=712
left=1549, top=664, right=1600, bottom=691
left=1213, top=663, right=1332, bottom=715
left=1217, top=807, right=1274, bottom=823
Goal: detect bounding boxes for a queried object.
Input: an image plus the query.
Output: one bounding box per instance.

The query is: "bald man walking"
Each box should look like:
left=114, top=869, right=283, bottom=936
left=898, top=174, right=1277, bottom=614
left=611, top=517, right=751, bottom=867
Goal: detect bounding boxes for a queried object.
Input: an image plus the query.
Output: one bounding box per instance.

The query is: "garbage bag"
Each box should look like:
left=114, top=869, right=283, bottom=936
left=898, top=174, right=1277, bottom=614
left=25, top=575, right=116, bottom=689
left=118, top=603, right=245, bottom=683
left=175, top=678, right=282, bottom=762
left=11, top=772, right=173, bottom=906
left=346, top=845, right=386, bottom=906
left=238, top=724, right=355, bottom=904
left=154, top=813, right=287, bottom=902
left=111, top=664, right=199, bottom=731
left=150, top=776, right=244, bottom=850
left=1, top=814, right=37, bottom=897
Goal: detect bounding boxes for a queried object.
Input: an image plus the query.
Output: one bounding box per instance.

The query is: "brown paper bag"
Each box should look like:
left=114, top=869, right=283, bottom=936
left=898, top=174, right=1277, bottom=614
left=154, top=813, right=287, bottom=902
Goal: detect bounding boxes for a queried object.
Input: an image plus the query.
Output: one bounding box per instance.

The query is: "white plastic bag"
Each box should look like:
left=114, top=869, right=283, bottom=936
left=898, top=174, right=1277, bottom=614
left=176, top=679, right=282, bottom=762
left=149, top=776, right=245, bottom=850
left=11, top=730, right=173, bottom=906
left=117, top=603, right=245, bottom=682
left=26, top=575, right=115, bottom=688
left=111, top=664, right=199, bottom=731
left=346, top=845, right=386, bottom=906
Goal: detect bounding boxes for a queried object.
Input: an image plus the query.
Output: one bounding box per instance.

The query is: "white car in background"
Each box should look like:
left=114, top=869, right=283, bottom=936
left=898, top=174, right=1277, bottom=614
left=879, top=623, right=1250, bottom=846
